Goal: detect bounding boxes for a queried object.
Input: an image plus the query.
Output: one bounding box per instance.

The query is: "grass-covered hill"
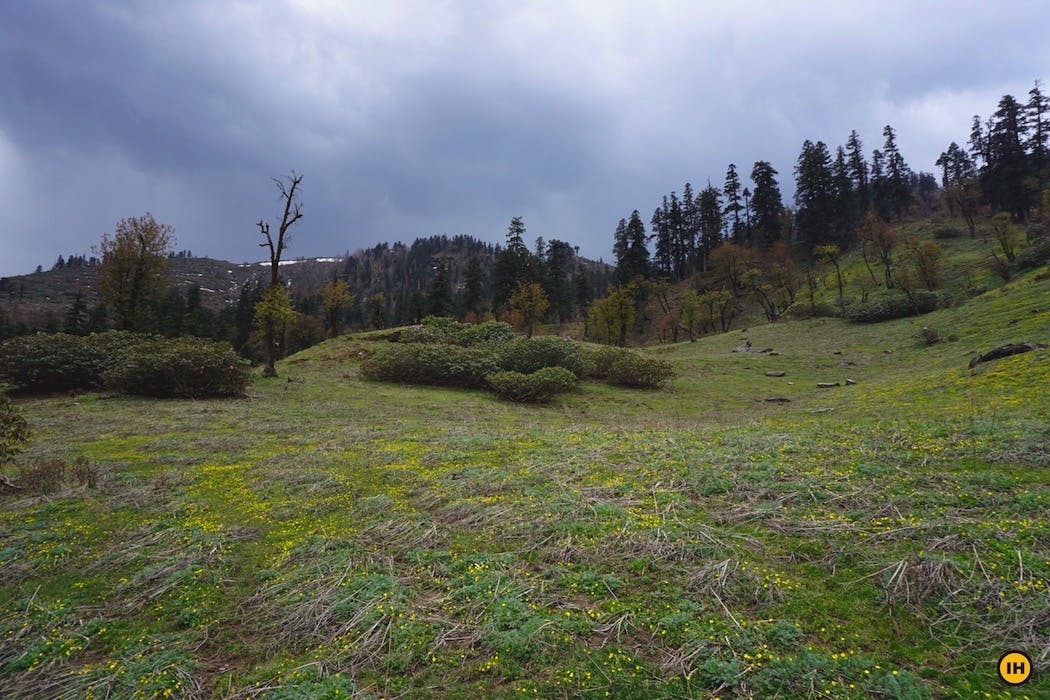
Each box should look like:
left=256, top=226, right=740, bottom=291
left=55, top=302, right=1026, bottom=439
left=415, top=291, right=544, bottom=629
left=1, top=263, right=1047, bottom=697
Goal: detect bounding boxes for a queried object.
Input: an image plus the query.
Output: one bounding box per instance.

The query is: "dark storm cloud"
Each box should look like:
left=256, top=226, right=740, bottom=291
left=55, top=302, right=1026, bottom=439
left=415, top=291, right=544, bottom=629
left=1, top=1, right=1049, bottom=276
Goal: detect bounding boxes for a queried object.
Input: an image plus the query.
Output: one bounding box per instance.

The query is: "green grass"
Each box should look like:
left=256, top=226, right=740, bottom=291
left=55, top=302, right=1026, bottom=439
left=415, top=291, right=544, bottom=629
left=2, top=267, right=1048, bottom=699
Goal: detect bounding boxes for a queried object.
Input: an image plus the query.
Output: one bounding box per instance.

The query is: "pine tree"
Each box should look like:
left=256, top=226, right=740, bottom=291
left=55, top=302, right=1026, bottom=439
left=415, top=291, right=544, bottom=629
left=845, top=130, right=869, bottom=213
left=493, top=217, right=532, bottom=307
left=544, top=239, right=575, bottom=322
left=427, top=259, right=454, bottom=317
left=1027, top=80, right=1050, bottom=184
left=462, top=255, right=485, bottom=315
left=794, top=140, right=836, bottom=249
left=680, top=183, right=698, bottom=276
left=881, top=125, right=913, bottom=220
left=697, top=184, right=724, bottom=273
left=612, top=217, right=630, bottom=284
left=64, top=288, right=89, bottom=335
left=831, top=145, right=855, bottom=243
left=871, top=149, right=890, bottom=220
left=666, top=192, right=687, bottom=278
left=985, top=95, right=1031, bottom=219
left=750, top=161, right=783, bottom=246
left=651, top=201, right=673, bottom=277
left=741, top=187, right=753, bottom=246
left=624, top=211, right=649, bottom=281
left=968, top=115, right=988, bottom=169
left=723, top=164, right=745, bottom=244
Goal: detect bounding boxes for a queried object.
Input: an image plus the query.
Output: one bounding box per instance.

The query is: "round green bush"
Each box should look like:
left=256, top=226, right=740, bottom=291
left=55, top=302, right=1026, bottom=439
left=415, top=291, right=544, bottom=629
left=359, top=343, right=499, bottom=388
left=607, top=354, right=675, bottom=389
left=493, top=337, right=589, bottom=377
left=104, top=337, right=252, bottom=398
left=487, top=366, right=577, bottom=402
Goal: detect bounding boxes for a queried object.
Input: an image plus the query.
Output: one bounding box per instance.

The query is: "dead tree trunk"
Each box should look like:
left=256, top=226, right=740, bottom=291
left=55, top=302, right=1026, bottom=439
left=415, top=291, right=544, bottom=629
left=258, top=172, right=303, bottom=378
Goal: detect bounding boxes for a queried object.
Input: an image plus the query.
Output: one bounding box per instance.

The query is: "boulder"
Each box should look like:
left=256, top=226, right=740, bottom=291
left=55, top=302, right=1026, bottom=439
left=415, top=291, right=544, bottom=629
left=968, top=342, right=1047, bottom=368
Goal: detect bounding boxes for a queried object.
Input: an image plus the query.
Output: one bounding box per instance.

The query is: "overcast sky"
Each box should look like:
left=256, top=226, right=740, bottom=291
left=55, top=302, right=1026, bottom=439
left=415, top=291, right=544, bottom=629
left=1, top=1, right=1047, bottom=277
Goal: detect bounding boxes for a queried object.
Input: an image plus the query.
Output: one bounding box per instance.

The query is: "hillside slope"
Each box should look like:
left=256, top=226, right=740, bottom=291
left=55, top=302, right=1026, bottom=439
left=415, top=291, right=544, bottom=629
left=1, top=267, right=1047, bottom=698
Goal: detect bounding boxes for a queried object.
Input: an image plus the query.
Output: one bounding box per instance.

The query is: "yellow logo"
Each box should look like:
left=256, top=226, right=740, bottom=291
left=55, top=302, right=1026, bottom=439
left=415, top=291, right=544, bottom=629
left=998, top=650, right=1032, bottom=685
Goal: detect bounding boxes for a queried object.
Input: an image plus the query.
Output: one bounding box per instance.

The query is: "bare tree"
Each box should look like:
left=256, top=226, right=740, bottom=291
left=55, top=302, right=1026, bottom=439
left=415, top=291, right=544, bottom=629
left=257, top=172, right=303, bottom=377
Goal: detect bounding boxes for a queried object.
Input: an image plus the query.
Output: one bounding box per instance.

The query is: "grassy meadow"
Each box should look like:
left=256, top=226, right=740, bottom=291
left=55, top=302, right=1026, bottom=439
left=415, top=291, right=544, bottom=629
left=1, top=265, right=1048, bottom=698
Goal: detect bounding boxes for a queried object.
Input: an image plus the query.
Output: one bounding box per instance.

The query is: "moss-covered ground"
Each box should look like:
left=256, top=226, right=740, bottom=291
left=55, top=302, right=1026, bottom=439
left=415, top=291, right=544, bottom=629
left=1, top=267, right=1047, bottom=699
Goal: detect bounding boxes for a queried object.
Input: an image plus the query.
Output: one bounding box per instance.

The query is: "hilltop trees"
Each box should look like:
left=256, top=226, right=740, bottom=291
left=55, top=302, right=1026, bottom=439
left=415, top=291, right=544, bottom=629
left=256, top=172, right=304, bottom=377
left=956, top=82, right=1050, bottom=222
left=94, top=213, right=175, bottom=331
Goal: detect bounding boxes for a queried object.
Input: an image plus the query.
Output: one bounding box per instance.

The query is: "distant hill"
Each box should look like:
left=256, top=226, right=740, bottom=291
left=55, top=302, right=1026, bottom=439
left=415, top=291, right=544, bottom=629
left=0, top=234, right=611, bottom=331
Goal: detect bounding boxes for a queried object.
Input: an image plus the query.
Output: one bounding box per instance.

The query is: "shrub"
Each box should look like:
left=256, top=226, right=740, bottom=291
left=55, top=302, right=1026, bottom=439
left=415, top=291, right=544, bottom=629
left=580, top=345, right=634, bottom=379
left=931, top=225, right=964, bottom=239
left=783, top=301, right=841, bottom=320
left=453, top=320, right=518, bottom=346
left=487, top=367, right=577, bottom=403
left=359, top=343, right=499, bottom=388
left=15, top=458, right=66, bottom=495
left=845, top=290, right=945, bottom=323
left=0, top=391, right=29, bottom=466
left=401, top=317, right=517, bottom=346
left=104, top=337, right=252, bottom=398
left=607, top=354, right=675, bottom=389
left=1013, top=235, right=1050, bottom=272
left=915, top=326, right=941, bottom=346
left=0, top=333, right=109, bottom=391
left=0, top=331, right=156, bottom=392
left=493, top=337, right=589, bottom=377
